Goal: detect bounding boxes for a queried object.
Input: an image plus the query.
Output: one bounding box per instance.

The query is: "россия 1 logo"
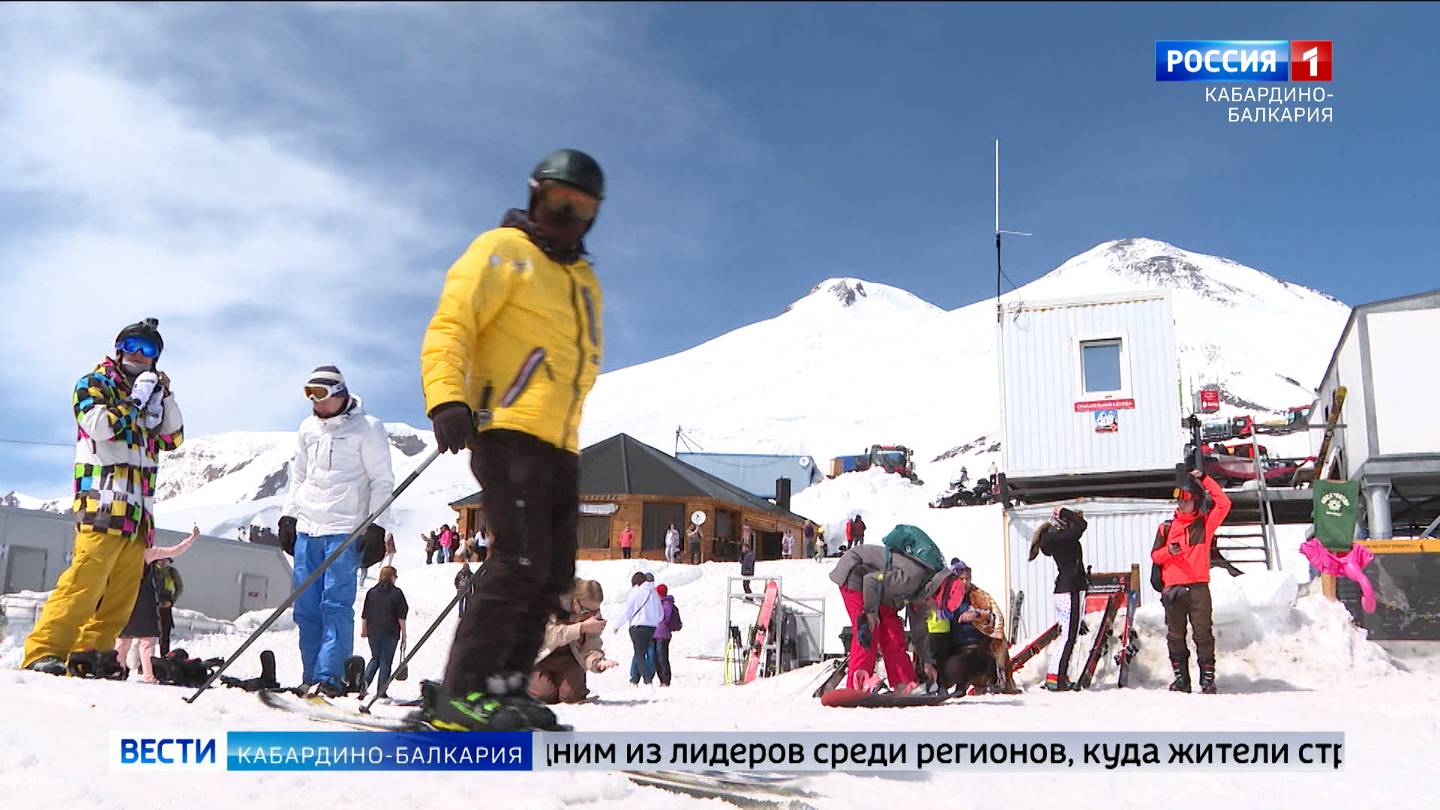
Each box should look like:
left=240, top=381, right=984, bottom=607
left=1155, top=40, right=1332, bottom=82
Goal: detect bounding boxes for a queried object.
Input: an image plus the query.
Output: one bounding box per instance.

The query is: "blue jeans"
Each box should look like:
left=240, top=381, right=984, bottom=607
left=629, top=625, right=656, bottom=684
left=363, top=635, right=400, bottom=696
left=293, top=532, right=360, bottom=686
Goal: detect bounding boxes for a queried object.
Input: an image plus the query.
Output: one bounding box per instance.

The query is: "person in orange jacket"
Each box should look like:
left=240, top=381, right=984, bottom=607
left=1151, top=469, right=1231, bottom=694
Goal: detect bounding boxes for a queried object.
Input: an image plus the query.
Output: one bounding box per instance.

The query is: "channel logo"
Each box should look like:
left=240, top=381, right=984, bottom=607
left=1155, top=40, right=1332, bottom=82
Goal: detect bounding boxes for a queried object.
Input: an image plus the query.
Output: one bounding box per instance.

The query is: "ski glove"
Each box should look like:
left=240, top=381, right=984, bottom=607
left=361, top=524, right=386, bottom=569
left=143, top=389, right=165, bottom=430
left=278, top=516, right=297, bottom=556
left=130, top=371, right=159, bottom=409
left=855, top=613, right=874, bottom=649
left=430, top=402, right=477, bottom=454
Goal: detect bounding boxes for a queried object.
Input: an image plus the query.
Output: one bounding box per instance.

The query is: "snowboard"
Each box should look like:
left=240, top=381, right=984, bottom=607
left=1074, top=593, right=1121, bottom=690
left=820, top=687, right=957, bottom=708
left=1007, top=624, right=1060, bottom=673
left=742, top=581, right=780, bottom=683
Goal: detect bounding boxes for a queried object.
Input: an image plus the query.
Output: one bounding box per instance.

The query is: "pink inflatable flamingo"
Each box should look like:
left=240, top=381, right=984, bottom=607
left=1300, top=538, right=1377, bottom=612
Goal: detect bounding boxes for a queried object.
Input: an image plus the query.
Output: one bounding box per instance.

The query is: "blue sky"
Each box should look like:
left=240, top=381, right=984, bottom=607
left=2, top=3, right=1435, bottom=496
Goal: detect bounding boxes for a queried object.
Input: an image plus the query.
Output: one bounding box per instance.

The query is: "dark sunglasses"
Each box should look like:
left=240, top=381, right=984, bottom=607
left=117, top=336, right=159, bottom=359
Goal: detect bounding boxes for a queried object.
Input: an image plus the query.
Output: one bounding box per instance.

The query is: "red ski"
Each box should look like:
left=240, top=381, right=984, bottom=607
left=1007, top=624, right=1060, bottom=674
left=742, top=581, right=780, bottom=683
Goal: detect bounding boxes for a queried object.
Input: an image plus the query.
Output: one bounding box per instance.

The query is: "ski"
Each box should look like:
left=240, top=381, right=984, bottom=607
left=742, top=581, right=780, bottom=683
left=257, top=689, right=430, bottom=731
left=1008, top=590, right=1025, bottom=644
left=1007, top=624, right=1060, bottom=673
left=1074, top=594, right=1120, bottom=690
left=811, top=657, right=848, bottom=698
left=624, top=769, right=815, bottom=807
left=1114, top=568, right=1141, bottom=688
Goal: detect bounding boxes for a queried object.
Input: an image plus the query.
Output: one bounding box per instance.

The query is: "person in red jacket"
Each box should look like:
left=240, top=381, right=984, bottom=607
left=1150, top=469, right=1231, bottom=694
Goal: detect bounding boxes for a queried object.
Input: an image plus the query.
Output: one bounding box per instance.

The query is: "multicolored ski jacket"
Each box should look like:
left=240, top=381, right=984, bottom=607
left=71, top=358, right=184, bottom=546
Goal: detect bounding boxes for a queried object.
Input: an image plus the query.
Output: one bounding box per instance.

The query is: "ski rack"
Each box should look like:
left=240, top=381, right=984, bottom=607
left=722, top=576, right=826, bottom=681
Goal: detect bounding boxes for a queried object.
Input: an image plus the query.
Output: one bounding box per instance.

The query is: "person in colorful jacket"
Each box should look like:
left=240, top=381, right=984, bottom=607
left=277, top=365, right=395, bottom=697
left=24, top=319, right=184, bottom=675
left=1151, top=469, right=1232, bottom=694
left=418, top=148, right=606, bottom=732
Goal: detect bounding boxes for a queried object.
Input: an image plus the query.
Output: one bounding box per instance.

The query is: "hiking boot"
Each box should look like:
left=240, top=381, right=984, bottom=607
left=413, top=680, right=529, bottom=732
left=26, top=656, right=67, bottom=676
left=1169, top=658, right=1192, bottom=693
left=1198, top=663, right=1217, bottom=695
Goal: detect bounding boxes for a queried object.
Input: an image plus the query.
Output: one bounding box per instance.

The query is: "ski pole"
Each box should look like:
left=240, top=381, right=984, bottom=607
left=184, top=446, right=442, bottom=703
left=360, top=567, right=474, bottom=714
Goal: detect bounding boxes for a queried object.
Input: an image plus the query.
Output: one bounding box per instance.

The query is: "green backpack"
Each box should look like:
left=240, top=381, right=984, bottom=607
left=880, top=524, right=946, bottom=575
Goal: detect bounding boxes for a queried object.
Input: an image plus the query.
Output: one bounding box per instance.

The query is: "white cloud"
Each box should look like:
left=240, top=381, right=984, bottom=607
left=0, top=3, right=763, bottom=494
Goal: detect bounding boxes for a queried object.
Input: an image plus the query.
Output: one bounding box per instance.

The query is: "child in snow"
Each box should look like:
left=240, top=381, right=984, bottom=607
left=116, top=525, right=200, bottom=682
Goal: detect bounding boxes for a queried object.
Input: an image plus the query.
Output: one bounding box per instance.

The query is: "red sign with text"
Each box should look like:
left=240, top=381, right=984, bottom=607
left=1075, top=398, right=1135, bottom=413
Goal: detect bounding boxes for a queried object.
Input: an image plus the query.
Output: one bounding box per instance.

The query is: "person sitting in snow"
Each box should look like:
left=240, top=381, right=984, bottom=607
left=926, top=559, right=1015, bottom=694
left=276, top=365, right=395, bottom=698
left=829, top=541, right=953, bottom=694
left=530, top=579, right=616, bottom=704
left=1151, top=469, right=1231, bottom=695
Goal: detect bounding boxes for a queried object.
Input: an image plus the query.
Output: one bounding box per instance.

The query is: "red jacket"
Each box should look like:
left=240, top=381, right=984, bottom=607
left=1150, top=475, right=1231, bottom=587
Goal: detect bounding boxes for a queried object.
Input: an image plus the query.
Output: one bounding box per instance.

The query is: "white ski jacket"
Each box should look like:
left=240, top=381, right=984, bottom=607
left=281, top=397, right=395, bottom=537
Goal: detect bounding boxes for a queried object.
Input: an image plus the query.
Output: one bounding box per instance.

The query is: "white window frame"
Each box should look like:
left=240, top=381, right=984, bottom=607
left=1074, top=333, right=1131, bottom=400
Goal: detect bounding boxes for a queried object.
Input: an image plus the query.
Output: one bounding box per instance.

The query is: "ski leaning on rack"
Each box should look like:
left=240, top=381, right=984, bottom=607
left=1074, top=594, right=1120, bottom=690
left=1114, top=567, right=1142, bottom=688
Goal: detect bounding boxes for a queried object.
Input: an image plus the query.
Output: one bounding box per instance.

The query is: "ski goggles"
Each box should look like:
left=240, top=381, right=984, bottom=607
left=534, top=179, right=600, bottom=221
left=116, top=336, right=160, bottom=358
left=304, top=382, right=345, bottom=401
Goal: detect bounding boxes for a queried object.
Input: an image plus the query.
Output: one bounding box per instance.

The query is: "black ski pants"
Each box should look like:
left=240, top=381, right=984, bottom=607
left=443, top=430, right=579, bottom=694
left=1164, top=582, right=1216, bottom=666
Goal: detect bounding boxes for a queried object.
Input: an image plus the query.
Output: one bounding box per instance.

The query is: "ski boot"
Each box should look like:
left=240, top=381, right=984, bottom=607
left=1043, top=674, right=1071, bottom=692
left=1168, top=657, right=1192, bottom=693
left=66, top=649, right=100, bottom=678
left=1198, top=662, right=1217, bottom=695
left=343, top=656, right=366, bottom=695
left=25, top=655, right=67, bottom=676
left=487, top=672, right=572, bottom=731
left=411, top=679, right=530, bottom=732
left=99, top=649, right=129, bottom=680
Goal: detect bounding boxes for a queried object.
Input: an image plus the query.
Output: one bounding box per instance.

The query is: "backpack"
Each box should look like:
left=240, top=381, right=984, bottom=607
left=668, top=602, right=683, bottom=633
left=880, top=524, right=947, bottom=575
left=1149, top=522, right=1169, bottom=592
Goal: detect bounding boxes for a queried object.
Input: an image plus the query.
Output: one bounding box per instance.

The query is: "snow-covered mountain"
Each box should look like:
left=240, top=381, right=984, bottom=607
left=0, top=491, right=68, bottom=513
left=9, top=238, right=1353, bottom=539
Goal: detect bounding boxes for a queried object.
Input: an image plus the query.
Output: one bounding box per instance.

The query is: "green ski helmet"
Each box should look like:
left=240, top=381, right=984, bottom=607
left=529, top=149, right=605, bottom=200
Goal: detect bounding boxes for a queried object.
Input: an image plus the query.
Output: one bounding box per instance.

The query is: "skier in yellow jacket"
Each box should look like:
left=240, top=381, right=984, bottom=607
left=416, top=149, right=605, bottom=731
